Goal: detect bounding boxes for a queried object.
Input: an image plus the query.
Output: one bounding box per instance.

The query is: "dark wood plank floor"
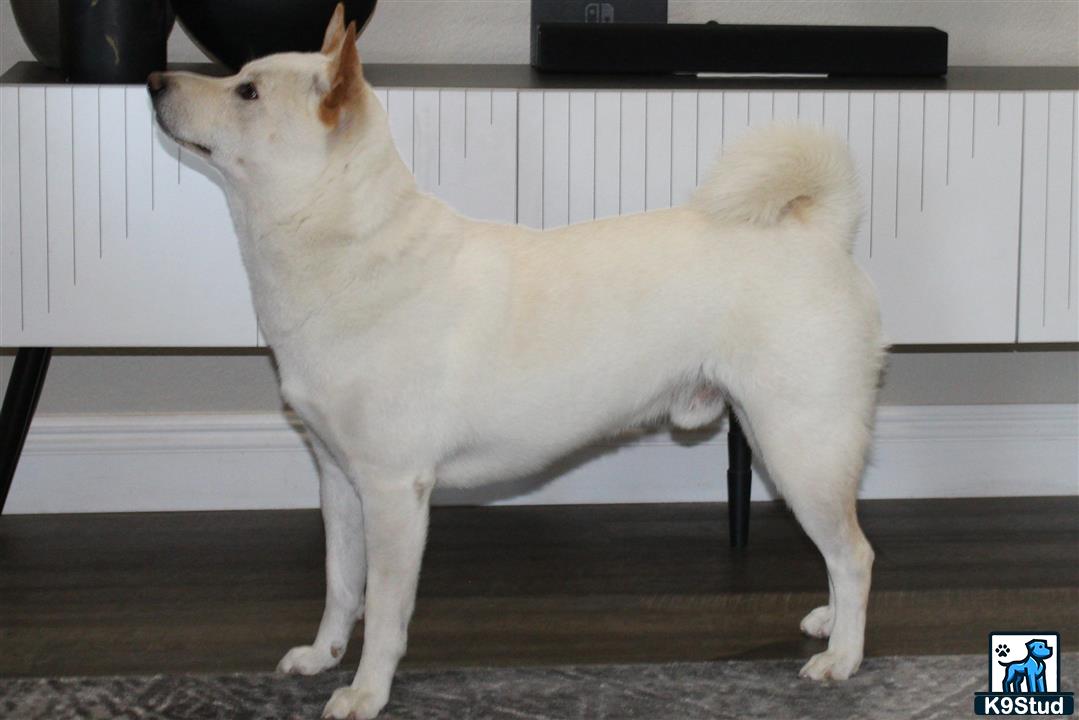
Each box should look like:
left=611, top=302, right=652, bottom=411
left=1, top=497, right=1077, bottom=678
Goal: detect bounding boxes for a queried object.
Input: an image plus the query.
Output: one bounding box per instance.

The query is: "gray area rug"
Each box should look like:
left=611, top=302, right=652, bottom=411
left=3, top=654, right=1076, bottom=720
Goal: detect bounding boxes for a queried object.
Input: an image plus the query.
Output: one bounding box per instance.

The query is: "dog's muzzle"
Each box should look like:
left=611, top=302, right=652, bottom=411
left=147, top=74, right=213, bottom=157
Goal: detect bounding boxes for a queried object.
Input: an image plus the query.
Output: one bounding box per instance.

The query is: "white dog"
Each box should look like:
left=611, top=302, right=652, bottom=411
left=149, top=5, right=885, bottom=718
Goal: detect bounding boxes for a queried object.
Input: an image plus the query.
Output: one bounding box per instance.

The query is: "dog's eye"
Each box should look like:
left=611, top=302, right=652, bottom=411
left=236, top=82, right=259, bottom=101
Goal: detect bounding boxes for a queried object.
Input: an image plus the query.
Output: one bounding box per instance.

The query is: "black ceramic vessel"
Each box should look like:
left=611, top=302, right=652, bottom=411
left=59, top=0, right=174, bottom=83
left=171, top=0, right=378, bottom=71
left=11, top=0, right=62, bottom=69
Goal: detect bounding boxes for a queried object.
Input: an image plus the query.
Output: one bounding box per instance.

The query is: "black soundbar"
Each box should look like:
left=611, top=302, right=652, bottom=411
left=532, top=22, right=948, bottom=77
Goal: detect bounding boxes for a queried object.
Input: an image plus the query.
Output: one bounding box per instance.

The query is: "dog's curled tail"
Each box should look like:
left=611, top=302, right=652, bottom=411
left=692, top=124, right=861, bottom=251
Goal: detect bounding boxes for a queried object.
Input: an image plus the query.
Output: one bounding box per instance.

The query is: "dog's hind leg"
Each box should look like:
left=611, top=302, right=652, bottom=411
left=734, top=398, right=874, bottom=681
left=1002, top=666, right=1020, bottom=693
left=278, top=438, right=366, bottom=676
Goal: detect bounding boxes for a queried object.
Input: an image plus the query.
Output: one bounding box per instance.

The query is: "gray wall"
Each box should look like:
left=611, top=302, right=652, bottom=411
left=1, top=349, right=1077, bottom=415
left=2, top=0, right=1078, bottom=413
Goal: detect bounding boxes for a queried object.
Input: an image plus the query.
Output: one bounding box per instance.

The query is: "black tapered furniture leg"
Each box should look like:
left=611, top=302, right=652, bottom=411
left=726, top=412, right=752, bottom=548
left=0, top=348, right=52, bottom=513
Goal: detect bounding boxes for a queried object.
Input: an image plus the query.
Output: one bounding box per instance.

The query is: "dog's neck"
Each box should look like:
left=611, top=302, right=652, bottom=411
left=225, top=90, right=458, bottom=347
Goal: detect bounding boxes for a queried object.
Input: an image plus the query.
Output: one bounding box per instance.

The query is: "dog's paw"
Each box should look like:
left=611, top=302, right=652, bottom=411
left=799, top=605, right=834, bottom=639
left=322, top=686, right=387, bottom=720
left=276, top=645, right=342, bottom=676
left=799, top=649, right=862, bottom=682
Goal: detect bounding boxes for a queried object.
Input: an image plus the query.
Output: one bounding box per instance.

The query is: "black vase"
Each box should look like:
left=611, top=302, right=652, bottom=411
left=59, top=0, right=174, bottom=83
left=11, top=0, right=62, bottom=69
left=171, top=0, right=378, bottom=72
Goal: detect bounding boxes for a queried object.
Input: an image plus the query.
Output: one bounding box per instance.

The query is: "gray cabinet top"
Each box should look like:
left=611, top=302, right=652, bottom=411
left=2, top=62, right=1077, bottom=91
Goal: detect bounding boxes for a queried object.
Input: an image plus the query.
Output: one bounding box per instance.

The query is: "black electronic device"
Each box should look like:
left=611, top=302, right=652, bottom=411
left=533, top=22, right=948, bottom=77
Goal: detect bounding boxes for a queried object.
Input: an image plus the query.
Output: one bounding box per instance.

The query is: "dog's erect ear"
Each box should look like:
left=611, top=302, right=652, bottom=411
left=319, top=21, right=362, bottom=128
left=321, top=3, right=347, bottom=55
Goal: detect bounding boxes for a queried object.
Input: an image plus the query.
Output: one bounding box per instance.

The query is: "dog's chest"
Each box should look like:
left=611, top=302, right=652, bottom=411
left=273, top=339, right=360, bottom=451
left=272, top=330, right=442, bottom=469
left=280, top=374, right=334, bottom=439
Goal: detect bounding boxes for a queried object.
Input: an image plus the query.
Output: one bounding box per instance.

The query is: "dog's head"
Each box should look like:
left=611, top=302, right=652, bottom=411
left=149, top=3, right=365, bottom=181
left=1026, top=640, right=1053, bottom=660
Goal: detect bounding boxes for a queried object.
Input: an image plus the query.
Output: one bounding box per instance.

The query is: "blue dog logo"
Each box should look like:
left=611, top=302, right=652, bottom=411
left=999, top=639, right=1053, bottom=693
left=975, top=632, right=1074, bottom=715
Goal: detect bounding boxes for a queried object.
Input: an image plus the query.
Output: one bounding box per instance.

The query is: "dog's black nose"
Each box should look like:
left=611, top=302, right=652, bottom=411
left=147, top=72, right=168, bottom=99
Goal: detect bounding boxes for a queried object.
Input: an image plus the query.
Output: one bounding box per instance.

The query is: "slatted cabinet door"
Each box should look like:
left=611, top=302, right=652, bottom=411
left=1018, top=91, right=1079, bottom=342
left=1, top=86, right=257, bottom=347
left=516, top=89, right=1027, bottom=344
left=862, top=91, right=1024, bottom=344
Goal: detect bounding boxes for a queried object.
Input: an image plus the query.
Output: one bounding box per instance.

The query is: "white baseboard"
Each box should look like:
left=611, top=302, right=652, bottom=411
left=6, top=404, right=1077, bottom=514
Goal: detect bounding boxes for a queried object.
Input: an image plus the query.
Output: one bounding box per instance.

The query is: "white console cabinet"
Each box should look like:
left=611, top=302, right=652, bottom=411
left=2, top=65, right=1076, bottom=347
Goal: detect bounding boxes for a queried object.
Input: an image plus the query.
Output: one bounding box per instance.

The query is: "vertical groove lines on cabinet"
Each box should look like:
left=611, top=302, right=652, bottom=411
left=920, top=93, right=927, bottom=212
left=896, top=94, right=901, bottom=240
left=643, top=91, right=671, bottom=211
left=694, top=91, right=700, bottom=185
left=997, top=93, right=1002, bottom=127
left=643, top=93, right=648, bottom=201
left=1012, top=89, right=1079, bottom=339
left=97, top=88, right=102, bottom=257
left=972, top=93, right=977, bottom=159
left=1066, top=91, right=1074, bottom=308
left=124, top=90, right=128, bottom=237
left=150, top=98, right=155, bottom=210
left=569, top=91, right=595, bottom=223
left=541, top=92, right=545, bottom=228
left=592, top=92, right=596, bottom=220
left=567, top=93, right=571, bottom=221
left=411, top=90, right=416, bottom=181
left=43, top=90, right=50, bottom=312
left=463, top=90, right=467, bottom=158
left=870, top=93, right=876, bottom=257
left=565, top=94, right=574, bottom=221
left=1044, top=102, right=1051, bottom=325
left=1016, top=93, right=1026, bottom=341
left=720, top=92, right=726, bottom=150
left=514, top=90, right=519, bottom=224
left=504, top=91, right=514, bottom=224
left=437, top=90, right=442, bottom=186
left=71, top=89, right=76, bottom=284
left=17, top=89, right=24, bottom=329
left=946, top=93, right=952, bottom=186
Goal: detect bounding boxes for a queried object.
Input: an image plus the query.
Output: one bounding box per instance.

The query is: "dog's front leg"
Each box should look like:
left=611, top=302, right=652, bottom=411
left=322, top=469, right=434, bottom=720
left=1029, top=668, right=1043, bottom=693
left=279, top=440, right=366, bottom=676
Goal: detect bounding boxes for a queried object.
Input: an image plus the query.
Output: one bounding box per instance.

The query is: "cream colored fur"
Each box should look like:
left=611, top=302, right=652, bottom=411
left=150, top=8, right=885, bottom=717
